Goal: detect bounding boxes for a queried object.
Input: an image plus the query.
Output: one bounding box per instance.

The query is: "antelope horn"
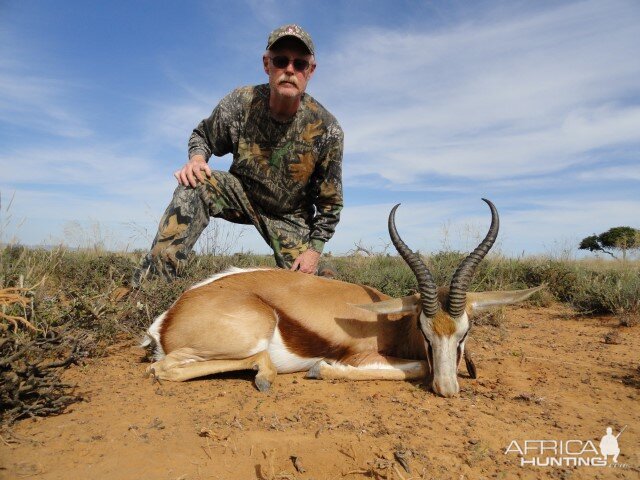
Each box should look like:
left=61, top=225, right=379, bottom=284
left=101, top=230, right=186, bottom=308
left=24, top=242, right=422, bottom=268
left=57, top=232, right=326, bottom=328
left=388, top=204, right=438, bottom=317
left=447, top=199, right=499, bottom=318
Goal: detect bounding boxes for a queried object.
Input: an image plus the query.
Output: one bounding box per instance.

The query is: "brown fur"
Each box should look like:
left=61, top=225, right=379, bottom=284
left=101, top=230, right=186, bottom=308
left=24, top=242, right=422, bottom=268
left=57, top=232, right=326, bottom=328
left=340, top=351, right=397, bottom=367
left=272, top=306, right=351, bottom=360
left=160, top=283, right=276, bottom=357
left=158, top=270, right=430, bottom=365
left=432, top=310, right=457, bottom=336
left=147, top=269, right=543, bottom=390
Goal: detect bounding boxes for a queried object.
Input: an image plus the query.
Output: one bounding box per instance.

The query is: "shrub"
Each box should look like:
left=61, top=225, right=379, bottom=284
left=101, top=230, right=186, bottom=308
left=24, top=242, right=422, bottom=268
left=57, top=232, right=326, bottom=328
left=1, top=245, right=637, bottom=424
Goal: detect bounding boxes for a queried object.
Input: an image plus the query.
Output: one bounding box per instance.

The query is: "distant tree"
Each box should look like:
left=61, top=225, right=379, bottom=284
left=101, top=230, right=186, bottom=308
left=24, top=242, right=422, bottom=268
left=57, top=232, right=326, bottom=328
left=579, top=235, right=607, bottom=255
left=579, top=226, right=640, bottom=260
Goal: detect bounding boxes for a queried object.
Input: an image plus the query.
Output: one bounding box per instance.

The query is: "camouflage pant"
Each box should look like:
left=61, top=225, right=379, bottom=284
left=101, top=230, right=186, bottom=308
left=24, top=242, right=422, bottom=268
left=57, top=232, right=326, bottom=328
left=136, top=171, right=312, bottom=281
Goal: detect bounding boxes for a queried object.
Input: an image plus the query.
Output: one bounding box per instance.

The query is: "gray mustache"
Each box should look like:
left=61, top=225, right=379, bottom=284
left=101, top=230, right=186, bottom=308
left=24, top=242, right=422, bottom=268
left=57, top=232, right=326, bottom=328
left=277, top=74, right=299, bottom=87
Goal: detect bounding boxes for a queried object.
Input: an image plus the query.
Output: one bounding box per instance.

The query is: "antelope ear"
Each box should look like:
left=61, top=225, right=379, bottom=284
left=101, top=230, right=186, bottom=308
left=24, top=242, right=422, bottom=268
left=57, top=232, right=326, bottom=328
left=351, top=294, right=420, bottom=314
left=467, top=285, right=546, bottom=314
left=464, top=350, right=477, bottom=379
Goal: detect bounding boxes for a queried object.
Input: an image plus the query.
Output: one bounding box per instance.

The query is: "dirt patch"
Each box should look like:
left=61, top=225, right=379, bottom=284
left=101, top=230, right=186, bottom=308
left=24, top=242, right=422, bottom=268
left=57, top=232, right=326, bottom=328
left=1, top=305, right=639, bottom=479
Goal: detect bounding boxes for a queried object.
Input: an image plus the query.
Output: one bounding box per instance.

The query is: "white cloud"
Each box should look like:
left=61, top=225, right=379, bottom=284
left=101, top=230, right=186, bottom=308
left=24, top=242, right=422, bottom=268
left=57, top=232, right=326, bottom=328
left=1, top=147, right=157, bottom=187
left=144, top=101, right=209, bottom=149
left=313, top=0, right=640, bottom=184
left=576, top=164, right=640, bottom=181
left=0, top=70, right=93, bottom=138
left=502, top=198, right=640, bottom=256
left=328, top=195, right=640, bottom=258
left=2, top=0, right=639, bottom=258
left=245, top=0, right=284, bottom=29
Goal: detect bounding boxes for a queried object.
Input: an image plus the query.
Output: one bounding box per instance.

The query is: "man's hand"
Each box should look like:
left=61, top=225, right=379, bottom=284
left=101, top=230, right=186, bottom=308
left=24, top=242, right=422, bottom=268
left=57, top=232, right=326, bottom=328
left=174, top=155, right=212, bottom=187
left=290, top=249, right=321, bottom=274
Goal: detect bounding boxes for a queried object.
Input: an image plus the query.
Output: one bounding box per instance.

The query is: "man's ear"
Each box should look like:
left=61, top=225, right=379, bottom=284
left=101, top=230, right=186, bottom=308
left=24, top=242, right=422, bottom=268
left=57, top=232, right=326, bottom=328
left=262, top=55, right=270, bottom=74
left=306, top=62, right=316, bottom=80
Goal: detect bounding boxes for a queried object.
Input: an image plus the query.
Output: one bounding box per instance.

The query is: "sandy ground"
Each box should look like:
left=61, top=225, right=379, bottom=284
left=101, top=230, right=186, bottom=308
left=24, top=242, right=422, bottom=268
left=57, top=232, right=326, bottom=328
left=1, top=304, right=638, bottom=480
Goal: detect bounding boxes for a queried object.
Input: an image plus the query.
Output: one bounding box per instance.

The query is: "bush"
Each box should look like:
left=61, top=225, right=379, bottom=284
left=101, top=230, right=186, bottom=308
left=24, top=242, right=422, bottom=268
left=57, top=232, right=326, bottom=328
left=334, top=256, right=416, bottom=298
left=1, top=245, right=638, bottom=424
left=568, top=267, right=640, bottom=314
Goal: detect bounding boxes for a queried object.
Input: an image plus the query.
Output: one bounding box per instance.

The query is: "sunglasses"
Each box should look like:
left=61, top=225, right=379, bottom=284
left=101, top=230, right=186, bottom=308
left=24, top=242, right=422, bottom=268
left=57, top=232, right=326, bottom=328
left=270, top=55, right=311, bottom=72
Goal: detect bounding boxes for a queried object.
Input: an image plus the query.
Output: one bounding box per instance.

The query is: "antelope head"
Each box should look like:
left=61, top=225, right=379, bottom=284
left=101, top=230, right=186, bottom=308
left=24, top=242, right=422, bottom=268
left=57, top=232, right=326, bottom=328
left=358, top=199, right=542, bottom=397
left=392, top=199, right=499, bottom=397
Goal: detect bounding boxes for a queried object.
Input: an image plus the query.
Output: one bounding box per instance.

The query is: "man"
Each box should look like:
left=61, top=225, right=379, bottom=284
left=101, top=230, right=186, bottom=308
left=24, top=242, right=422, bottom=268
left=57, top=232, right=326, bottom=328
left=600, top=426, right=624, bottom=464
left=135, top=24, right=343, bottom=283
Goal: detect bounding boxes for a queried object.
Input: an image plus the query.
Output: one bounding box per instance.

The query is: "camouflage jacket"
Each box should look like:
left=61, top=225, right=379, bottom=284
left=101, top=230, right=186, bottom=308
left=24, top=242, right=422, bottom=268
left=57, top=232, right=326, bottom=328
left=188, top=84, right=343, bottom=252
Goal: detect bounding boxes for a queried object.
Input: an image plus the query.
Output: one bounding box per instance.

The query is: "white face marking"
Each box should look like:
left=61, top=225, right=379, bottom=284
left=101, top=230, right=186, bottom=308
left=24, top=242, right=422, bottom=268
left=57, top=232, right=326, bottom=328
left=420, top=312, right=471, bottom=397
left=420, top=312, right=470, bottom=345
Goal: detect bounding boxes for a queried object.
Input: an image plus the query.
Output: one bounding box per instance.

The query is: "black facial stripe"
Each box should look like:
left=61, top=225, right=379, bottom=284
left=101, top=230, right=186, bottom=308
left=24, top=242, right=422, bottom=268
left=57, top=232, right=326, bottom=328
left=459, top=327, right=470, bottom=345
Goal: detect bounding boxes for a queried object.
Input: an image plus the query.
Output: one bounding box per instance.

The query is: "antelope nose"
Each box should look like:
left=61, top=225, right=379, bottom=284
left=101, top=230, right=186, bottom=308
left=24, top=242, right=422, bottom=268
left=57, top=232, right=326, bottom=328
left=432, top=377, right=460, bottom=397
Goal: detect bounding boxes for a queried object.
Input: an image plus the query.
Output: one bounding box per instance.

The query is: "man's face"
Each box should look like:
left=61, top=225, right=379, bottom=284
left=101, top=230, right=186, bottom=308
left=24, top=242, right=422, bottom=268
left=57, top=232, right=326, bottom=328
left=263, top=38, right=315, bottom=99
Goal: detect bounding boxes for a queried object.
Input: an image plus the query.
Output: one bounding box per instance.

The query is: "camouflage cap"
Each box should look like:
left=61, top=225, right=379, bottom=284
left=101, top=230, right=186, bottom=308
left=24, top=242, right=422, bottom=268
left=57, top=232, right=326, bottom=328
left=267, top=24, right=315, bottom=55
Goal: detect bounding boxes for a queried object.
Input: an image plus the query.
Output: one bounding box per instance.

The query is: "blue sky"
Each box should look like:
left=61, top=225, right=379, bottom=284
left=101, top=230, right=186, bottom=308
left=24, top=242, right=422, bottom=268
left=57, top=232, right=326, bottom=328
left=1, top=0, right=639, bottom=257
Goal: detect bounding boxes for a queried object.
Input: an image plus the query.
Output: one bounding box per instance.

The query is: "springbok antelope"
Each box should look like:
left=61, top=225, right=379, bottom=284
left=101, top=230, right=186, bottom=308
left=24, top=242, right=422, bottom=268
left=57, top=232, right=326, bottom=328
left=143, top=199, right=543, bottom=397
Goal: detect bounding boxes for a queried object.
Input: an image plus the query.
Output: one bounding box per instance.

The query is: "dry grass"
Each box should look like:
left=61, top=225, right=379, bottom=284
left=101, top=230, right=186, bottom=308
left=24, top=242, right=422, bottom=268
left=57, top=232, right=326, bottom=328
left=1, top=287, right=38, bottom=332
left=0, top=243, right=638, bottom=424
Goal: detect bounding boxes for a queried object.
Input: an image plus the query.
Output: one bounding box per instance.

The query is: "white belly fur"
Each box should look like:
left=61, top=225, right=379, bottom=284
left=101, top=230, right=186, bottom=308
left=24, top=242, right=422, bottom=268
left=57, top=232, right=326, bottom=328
left=268, top=326, right=321, bottom=374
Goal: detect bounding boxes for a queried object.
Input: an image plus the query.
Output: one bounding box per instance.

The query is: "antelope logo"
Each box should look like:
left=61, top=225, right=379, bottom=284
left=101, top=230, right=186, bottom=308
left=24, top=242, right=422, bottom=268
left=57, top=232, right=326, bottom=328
left=143, top=199, right=543, bottom=397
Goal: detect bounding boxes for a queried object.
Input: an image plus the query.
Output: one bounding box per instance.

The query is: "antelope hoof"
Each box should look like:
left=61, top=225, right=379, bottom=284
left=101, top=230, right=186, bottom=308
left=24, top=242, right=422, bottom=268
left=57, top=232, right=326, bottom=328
left=306, top=360, right=327, bottom=379
left=254, top=376, right=272, bottom=392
